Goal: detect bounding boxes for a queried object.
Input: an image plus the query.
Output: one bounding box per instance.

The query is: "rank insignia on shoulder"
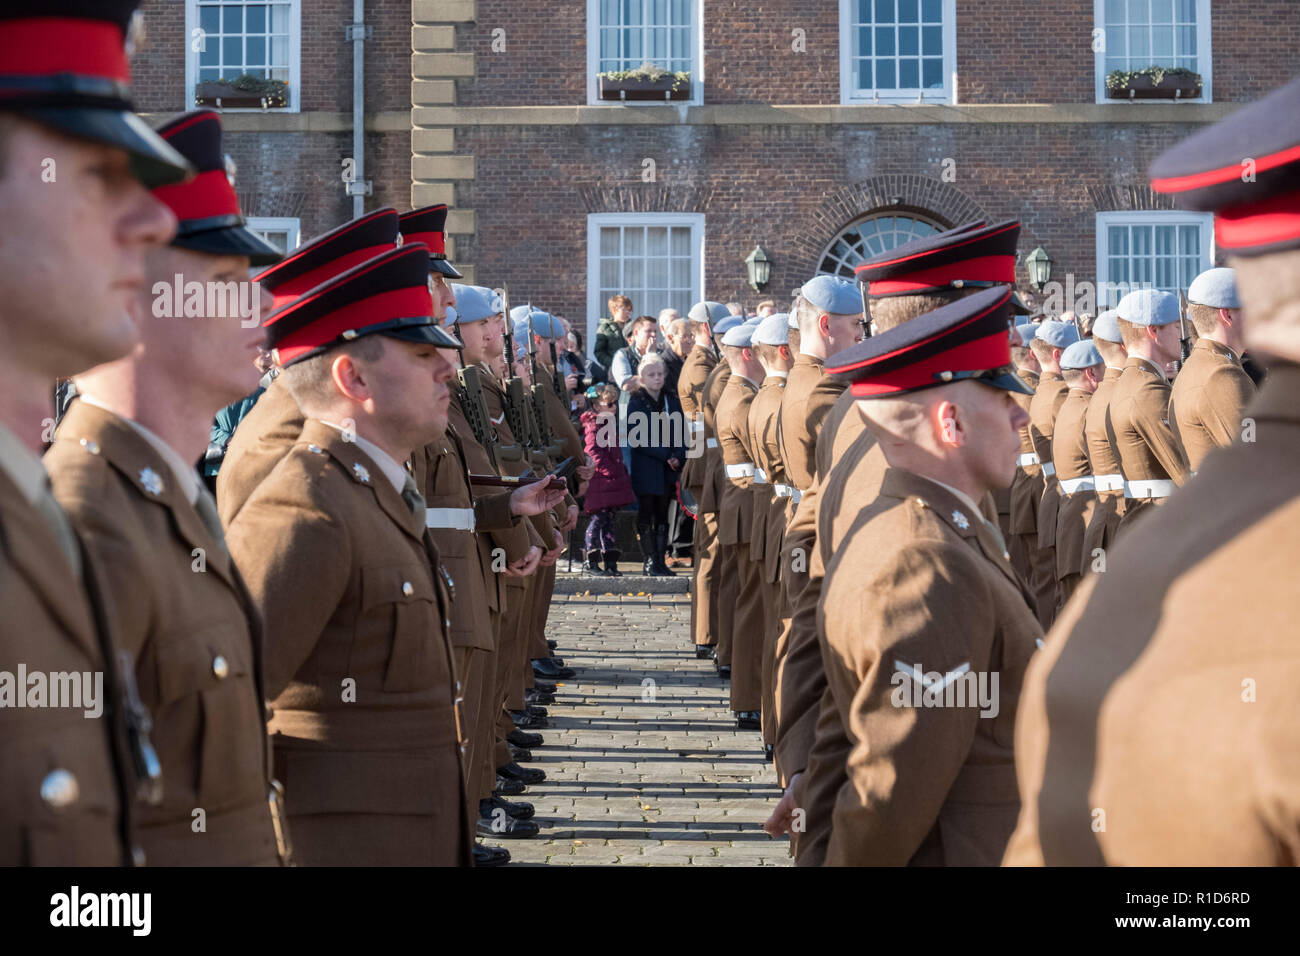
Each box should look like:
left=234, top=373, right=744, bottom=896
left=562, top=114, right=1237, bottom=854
left=952, top=510, right=970, bottom=530
left=79, top=438, right=101, bottom=455
left=139, top=467, right=164, bottom=496
left=353, top=463, right=371, bottom=483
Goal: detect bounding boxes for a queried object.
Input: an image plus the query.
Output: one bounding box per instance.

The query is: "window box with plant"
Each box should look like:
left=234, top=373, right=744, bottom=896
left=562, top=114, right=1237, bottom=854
left=1105, top=67, right=1202, bottom=100
left=597, top=62, right=691, bottom=102
left=195, top=74, right=290, bottom=109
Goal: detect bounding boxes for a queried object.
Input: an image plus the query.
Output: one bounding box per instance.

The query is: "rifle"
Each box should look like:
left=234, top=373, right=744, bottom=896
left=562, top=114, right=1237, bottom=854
left=501, top=293, right=543, bottom=460
left=452, top=314, right=495, bottom=449
left=858, top=280, right=873, bottom=340
left=1175, top=288, right=1192, bottom=372
left=547, top=328, right=567, bottom=404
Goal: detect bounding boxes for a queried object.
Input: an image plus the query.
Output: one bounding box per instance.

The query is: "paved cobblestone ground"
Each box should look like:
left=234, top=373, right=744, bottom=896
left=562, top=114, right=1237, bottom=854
left=483, top=591, right=792, bottom=866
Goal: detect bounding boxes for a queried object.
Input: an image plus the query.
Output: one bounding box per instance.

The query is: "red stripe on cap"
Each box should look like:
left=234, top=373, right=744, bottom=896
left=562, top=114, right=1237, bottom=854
left=1152, top=142, right=1300, bottom=194
left=0, top=18, right=130, bottom=84
left=848, top=329, right=1012, bottom=397
left=402, top=229, right=446, bottom=256
left=854, top=222, right=1019, bottom=273
left=864, top=255, right=1015, bottom=296
left=151, top=169, right=240, bottom=224
left=1214, top=187, right=1300, bottom=250
left=268, top=244, right=396, bottom=311
left=271, top=285, right=433, bottom=365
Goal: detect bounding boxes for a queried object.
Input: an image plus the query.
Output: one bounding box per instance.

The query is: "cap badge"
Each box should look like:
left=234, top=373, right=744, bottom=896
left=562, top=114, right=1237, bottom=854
left=952, top=510, right=970, bottom=530
left=139, top=468, right=164, bottom=496
left=395, top=232, right=405, bottom=247
left=353, top=463, right=371, bottom=484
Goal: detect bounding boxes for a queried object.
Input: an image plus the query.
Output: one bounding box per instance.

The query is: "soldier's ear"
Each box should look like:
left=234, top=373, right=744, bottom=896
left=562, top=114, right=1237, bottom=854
left=936, top=399, right=963, bottom=447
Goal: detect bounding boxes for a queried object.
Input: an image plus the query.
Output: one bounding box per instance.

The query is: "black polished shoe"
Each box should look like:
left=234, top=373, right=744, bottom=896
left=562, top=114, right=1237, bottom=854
left=526, top=703, right=548, bottom=718
left=510, top=709, right=548, bottom=729
left=532, top=658, right=576, bottom=680
left=525, top=688, right=555, bottom=705
left=735, top=711, right=761, bottom=730
left=473, top=843, right=511, bottom=867
left=479, top=795, right=535, bottom=821
left=477, top=815, right=540, bottom=839
left=493, top=774, right=527, bottom=797
left=507, top=729, right=544, bottom=748
left=695, top=644, right=716, bottom=659
left=547, top=639, right=558, bottom=650
left=497, top=761, right=546, bottom=785
left=709, top=647, right=718, bottom=660
left=533, top=680, right=557, bottom=695
left=508, top=743, right=533, bottom=763
left=717, top=665, right=731, bottom=680
left=764, top=744, right=775, bottom=762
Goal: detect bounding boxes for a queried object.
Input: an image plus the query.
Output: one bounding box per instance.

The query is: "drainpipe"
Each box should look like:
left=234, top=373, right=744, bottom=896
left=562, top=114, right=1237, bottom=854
left=346, top=0, right=372, bottom=216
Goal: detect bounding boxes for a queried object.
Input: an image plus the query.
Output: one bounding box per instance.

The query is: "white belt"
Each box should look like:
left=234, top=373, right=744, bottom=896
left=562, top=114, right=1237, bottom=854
left=774, top=484, right=796, bottom=498
left=426, top=507, right=476, bottom=532
left=725, top=462, right=755, bottom=479
left=754, top=467, right=769, bottom=484
left=792, top=488, right=803, bottom=504
left=1017, top=452, right=1040, bottom=468
left=1093, top=473, right=1125, bottom=492
left=690, top=419, right=703, bottom=434
left=1125, top=478, right=1175, bottom=499
left=706, top=437, right=719, bottom=449
left=1040, top=462, right=1056, bottom=478
left=1058, top=475, right=1095, bottom=494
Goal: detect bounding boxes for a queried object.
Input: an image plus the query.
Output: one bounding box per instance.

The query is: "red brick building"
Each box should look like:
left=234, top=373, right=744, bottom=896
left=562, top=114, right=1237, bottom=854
left=134, top=1, right=1300, bottom=345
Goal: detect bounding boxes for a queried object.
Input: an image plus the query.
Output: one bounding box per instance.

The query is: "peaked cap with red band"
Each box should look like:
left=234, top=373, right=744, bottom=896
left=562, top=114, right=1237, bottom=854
left=151, top=110, right=282, bottom=266
left=255, top=208, right=400, bottom=313
left=855, top=220, right=1020, bottom=297
left=399, top=204, right=463, bottom=278
left=826, top=285, right=1031, bottom=398
left=1150, top=77, right=1300, bottom=257
left=262, top=244, right=462, bottom=366
left=0, top=1, right=191, bottom=187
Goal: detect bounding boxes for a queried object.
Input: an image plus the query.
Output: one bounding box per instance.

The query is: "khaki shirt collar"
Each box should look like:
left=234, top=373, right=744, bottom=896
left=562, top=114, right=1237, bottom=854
left=0, top=420, right=47, bottom=505
left=78, top=395, right=201, bottom=506
left=320, top=421, right=408, bottom=495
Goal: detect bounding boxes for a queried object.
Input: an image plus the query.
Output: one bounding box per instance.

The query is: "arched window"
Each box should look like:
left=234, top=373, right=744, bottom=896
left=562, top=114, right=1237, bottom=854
left=818, top=212, right=944, bottom=278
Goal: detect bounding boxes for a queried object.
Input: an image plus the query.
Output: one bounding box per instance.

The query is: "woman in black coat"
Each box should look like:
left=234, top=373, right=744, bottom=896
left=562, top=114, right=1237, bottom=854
left=626, top=352, right=687, bottom=575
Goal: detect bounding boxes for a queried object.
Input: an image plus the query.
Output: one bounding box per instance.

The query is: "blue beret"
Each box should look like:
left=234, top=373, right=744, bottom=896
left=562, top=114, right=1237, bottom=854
left=1092, top=309, right=1123, bottom=343
left=744, top=315, right=763, bottom=326
left=1036, top=320, right=1080, bottom=349
left=800, top=274, right=862, bottom=316
left=753, top=313, right=790, bottom=347
left=714, top=314, right=743, bottom=336
left=1060, top=340, right=1103, bottom=371
left=688, top=301, right=731, bottom=326
left=1117, top=289, right=1180, bottom=327
left=440, top=305, right=457, bottom=330
left=787, top=312, right=798, bottom=328
left=1187, top=267, right=1239, bottom=309
left=512, top=310, right=560, bottom=340
left=508, top=304, right=532, bottom=323
left=1013, top=322, right=1037, bottom=345
left=720, top=322, right=756, bottom=348
left=448, top=284, right=501, bottom=324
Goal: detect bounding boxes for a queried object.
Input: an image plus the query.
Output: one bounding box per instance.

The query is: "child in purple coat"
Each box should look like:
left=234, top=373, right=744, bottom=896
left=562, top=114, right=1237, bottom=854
left=581, top=384, right=635, bottom=575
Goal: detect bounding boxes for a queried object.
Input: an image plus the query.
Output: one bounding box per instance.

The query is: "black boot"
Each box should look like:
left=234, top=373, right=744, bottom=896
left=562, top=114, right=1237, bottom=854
left=603, top=549, right=622, bottom=576
left=583, top=550, right=603, bottom=575
left=652, top=527, right=676, bottom=576
left=638, top=527, right=656, bottom=575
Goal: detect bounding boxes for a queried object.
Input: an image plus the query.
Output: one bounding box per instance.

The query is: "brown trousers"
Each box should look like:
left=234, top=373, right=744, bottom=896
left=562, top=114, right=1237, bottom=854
left=453, top=640, right=497, bottom=805
left=1015, top=531, right=1058, bottom=630
left=728, top=544, right=764, bottom=712
left=715, top=542, right=738, bottom=667
left=691, top=511, right=721, bottom=647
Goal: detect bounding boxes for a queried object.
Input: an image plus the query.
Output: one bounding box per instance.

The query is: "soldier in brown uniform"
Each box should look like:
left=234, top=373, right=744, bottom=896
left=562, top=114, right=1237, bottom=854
left=747, top=313, right=795, bottom=755
left=679, top=301, right=730, bottom=658
left=715, top=320, right=766, bottom=728
left=1169, top=267, right=1256, bottom=471
left=227, top=245, right=471, bottom=866
left=46, top=110, right=289, bottom=866
left=808, top=287, right=1042, bottom=865
left=1079, top=311, right=1128, bottom=573
left=1049, top=340, right=1105, bottom=606
left=699, top=322, right=739, bottom=676
left=1109, top=289, right=1191, bottom=533
left=767, top=221, right=1023, bottom=862
left=1007, top=77, right=1300, bottom=865
left=0, top=1, right=187, bottom=866
left=1007, top=322, right=1042, bottom=587
left=1025, top=320, right=1079, bottom=628
left=216, top=208, right=404, bottom=525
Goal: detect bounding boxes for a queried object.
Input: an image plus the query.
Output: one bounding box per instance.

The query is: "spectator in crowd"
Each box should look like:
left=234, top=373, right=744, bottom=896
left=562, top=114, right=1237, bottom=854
left=657, top=307, right=681, bottom=336
left=661, top=316, right=694, bottom=397
left=627, top=352, right=686, bottom=576
left=203, top=348, right=277, bottom=490
left=756, top=300, right=776, bottom=317
left=580, top=384, right=635, bottom=576
left=595, top=293, right=633, bottom=369
left=726, top=302, right=745, bottom=317
left=612, top=314, right=661, bottom=393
